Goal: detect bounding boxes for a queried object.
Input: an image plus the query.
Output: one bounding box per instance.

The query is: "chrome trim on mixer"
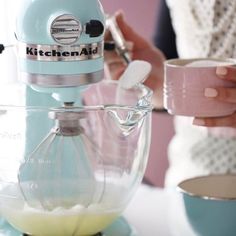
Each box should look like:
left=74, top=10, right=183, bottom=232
left=49, top=111, right=85, bottom=136
left=18, top=41, right=104, bottom=61
left=50, top=14, right=82, bottom=45
left=20, top=70, right=104, bottom=87
left=49, top=111, right=86, bottom=121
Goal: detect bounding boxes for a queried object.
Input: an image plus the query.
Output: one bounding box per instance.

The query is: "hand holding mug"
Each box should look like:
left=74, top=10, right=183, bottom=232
left=193, top=66, right=236, bottom=127
left=164, top=58, right=236, bottom=121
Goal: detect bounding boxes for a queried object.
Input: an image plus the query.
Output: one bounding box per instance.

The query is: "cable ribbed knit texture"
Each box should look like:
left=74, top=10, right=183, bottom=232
left=167, top=0, right=236, bottom=58
left=165, top=0, right=236, bottom=187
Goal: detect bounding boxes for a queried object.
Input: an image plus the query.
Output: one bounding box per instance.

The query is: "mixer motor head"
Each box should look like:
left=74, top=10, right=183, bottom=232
left=15, top=0, right=105, bottom=103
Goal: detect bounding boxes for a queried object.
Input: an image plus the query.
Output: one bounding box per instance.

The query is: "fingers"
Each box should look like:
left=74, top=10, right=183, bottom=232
left=193, top=112, right=236, bottom=127
left=193, top=66, right=236, bottom=127
left=114, top=11, right=150, bottom=50
left=105, top=41, right=133, bottom=62
left=107, top=61, right=126, bottom=80
left=104, top=41, right=132, bottom=80
left=216, top=66, right=236, bottom=82
left=206, top=65, right=236, bottom=102
left=204, top=87, right=236, bottom=103
left=105, top=12, right=137, bottom=80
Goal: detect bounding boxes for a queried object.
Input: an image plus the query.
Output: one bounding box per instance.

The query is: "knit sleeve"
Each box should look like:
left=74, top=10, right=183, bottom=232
left=166, top=0, right=236, bottom=58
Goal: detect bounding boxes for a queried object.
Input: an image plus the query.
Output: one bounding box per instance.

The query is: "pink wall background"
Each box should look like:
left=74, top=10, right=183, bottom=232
left=102, top=0, right=175, bottom=187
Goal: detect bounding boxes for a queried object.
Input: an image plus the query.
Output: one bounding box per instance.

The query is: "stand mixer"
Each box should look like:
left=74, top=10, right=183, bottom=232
left=0, top=0, right=153, bottom=235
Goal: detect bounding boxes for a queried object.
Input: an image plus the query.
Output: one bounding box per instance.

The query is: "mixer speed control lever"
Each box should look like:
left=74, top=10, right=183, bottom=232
left=85, top=20, right=104, bottom=37
left=0, top=44, right=15, bottom=54
left=0, top=44, right=4, bottom=54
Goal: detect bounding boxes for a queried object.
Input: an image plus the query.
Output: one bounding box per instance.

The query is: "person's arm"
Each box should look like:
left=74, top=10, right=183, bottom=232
left=105, top=12, right=165, bottom=108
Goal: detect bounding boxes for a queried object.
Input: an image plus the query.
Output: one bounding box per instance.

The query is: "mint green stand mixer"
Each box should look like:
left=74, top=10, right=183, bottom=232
left=0, top=0, right=153, bottom=235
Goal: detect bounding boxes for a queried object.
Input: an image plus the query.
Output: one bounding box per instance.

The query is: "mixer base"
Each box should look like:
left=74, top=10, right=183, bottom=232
left=0, top=217, right=137, bottom=236
left=23, top=234, right=103, bottom=236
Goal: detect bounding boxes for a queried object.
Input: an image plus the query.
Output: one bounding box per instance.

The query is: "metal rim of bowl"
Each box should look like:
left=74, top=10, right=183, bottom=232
left=0, top=80, right=153, bottom=113
left=177, top=174, right=236, bottom=201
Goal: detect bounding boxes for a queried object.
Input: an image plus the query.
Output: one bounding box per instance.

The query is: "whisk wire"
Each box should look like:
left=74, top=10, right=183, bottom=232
left=82, top=132, right=107, bottom=204
left=18, top=131, right=57, bottom=209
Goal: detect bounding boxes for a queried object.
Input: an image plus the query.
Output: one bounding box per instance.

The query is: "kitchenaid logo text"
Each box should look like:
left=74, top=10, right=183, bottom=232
left=18, top=42, right=103, bottom=62
left=26, top=47, right=98, bottom=57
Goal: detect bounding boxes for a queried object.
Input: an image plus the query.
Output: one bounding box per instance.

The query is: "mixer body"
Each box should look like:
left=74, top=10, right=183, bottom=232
left=16, top=0, right=105, bottom=89
left=15, top=0, right=107, bottom=172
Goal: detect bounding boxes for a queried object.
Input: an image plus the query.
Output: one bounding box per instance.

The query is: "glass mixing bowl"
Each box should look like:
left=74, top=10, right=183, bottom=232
left=0, top=80, right=152, bottom=236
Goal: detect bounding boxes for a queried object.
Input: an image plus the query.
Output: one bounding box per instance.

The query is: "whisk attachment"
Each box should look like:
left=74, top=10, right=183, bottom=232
left=18, top=109, right=105, bottom=211
left=49, top=110, right=85, bottom=136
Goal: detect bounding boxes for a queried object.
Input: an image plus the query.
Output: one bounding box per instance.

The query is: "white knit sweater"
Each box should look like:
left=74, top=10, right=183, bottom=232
left=165, top=0, right=236, bottom=187
left=167, top=0, right=236, bottom=58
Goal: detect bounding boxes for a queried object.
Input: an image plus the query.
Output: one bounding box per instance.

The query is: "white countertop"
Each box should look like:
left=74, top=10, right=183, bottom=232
left=124, top=185, right=196, bottom=236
